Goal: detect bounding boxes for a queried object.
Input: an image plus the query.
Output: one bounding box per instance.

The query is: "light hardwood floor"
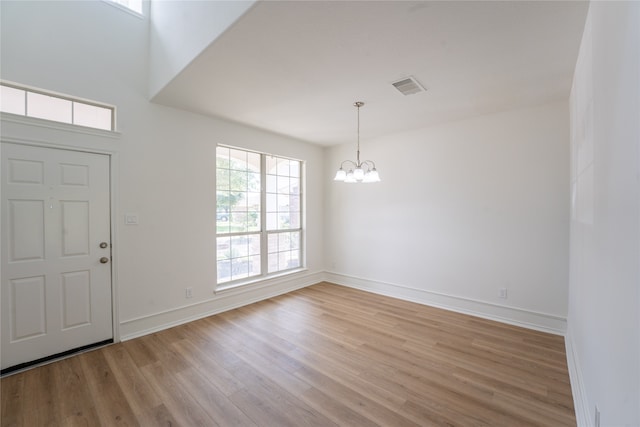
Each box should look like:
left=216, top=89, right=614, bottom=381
left=1, top=282, right=575, bottom=426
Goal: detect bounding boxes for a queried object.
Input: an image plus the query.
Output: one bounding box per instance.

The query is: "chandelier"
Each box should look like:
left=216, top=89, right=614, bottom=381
left=334, top=101, right=381, bottom=183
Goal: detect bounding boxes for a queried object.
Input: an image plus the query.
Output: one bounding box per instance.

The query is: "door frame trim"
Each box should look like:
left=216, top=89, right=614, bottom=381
left=1, top=130, right=121, bottom=344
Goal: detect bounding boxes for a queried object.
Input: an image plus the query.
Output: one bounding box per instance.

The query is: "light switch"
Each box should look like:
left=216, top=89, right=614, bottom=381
left=125, top=213, right=139, bottom=225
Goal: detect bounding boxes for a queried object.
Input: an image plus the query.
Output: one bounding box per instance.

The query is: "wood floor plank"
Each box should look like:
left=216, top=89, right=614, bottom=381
left=21, top=363, right=59, bottom=426
left=299, top=386, right=381, bottom=427
left=132, top=404, right=179, bottom=427
left=1, top=373, right=24, bottom=427
left=170, top=337, right=245, bottom=397
left=173, top=367, right=256, bottom=427
left=52, top=356, right=100, bottom=424
left=59, top=405, right=101, bottom=427
left=140, top=361, right=216, bottom=426
left=79, top=350, right=139, bottom=426
left=0, top=282, right=576, bottom=426
left=101, top=343, right=163, bottom=418
left=294, top=364, right=422, bottom=427
left=224, top=357, right=337, bottom=427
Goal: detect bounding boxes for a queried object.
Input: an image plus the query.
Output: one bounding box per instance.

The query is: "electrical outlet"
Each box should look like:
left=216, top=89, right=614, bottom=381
left=498, top=288, right=508, bottom=299
left=185, top=287, right=193, bottom=299
left=595, top=405, right=600, bottom=427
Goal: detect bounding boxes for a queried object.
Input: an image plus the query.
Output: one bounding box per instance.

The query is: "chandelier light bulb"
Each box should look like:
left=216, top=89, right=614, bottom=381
left=353, top=167, right=365, bottom=181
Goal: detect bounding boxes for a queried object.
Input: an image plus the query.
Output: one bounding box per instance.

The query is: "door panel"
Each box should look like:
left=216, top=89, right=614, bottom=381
left=1, top=142, right=113, bottom=370
left=61, top=200, right=90, bottom=256
left=9, top=200, right=45, bottom=261
left=10, top=275, right=46, bottom=340
left=61, top=270, right=92, bottom=329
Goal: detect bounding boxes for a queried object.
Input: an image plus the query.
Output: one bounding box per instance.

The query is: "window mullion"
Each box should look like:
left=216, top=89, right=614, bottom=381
left=260, top=154, right=268, bottom=277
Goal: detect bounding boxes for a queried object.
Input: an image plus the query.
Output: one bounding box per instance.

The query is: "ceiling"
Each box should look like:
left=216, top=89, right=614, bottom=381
left=151, top=1, right=589, bottom=147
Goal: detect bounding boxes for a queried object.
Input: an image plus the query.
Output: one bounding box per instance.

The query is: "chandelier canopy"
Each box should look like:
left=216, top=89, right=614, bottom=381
left=334, top=102, right=380, bottom=183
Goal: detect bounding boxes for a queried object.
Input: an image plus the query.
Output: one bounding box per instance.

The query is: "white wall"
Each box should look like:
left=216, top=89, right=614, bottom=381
left=148, top=0, right=256, bottom=98
left=325, top=101, right=570, bottom=332
left=0, top=0, right=324, bottom=339
left=567, top=2, right=640, bottom=426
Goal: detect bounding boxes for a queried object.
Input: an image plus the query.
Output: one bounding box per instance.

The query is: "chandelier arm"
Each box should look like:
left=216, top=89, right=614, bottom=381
left=362, top=160, right=377, bottom=170
left=340, top=160, right=358, bottom=169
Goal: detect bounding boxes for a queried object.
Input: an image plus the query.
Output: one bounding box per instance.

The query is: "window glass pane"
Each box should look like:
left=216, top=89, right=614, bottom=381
left=216, top=168, right=229, bottom=190
left=266, top=174, right=277, bottom=193
left=73, top=102, right=112, bottom=130
left=290, top=211, right=301, bottom=229
left=266, top=193, right=277, bottom=213
left=266, top=156, right=278, bottom=175
left=248, top=235, right=261, bottom=256
left=0, top=85, right=25, bottom=115
left=217, top=259, right=231, bottom=283
left=229, top=149, right=248, bottom=170
left=217, top=237, right=231, bottom=260
left=288, top=250, right=301, bottom=269
left=268, top=234, right=278, bottom=254
left=247, top=152, right=261, bottom=171
left=289, top=194, right=300, bottom=211
left=278, top=176, right=290, bottom=194
left=229, top=170, right=247, bottom=192
left=291, top=231, right=300, bottom=250
left=232, top=192, right=248, bottom=212
left=268, top=253, right=278, bottom=274
left=247, top=192, right=260, bottom=209
left=277, top=158, right=289, bottom=176
left=277, top=194, right=290, bottom=212
left=279, top=232, right=291, bottom=251
left=290, top=161, right=300, bottom=178
left=216, top=215, right=230, bottom=233
left=278, top=251, right=292, bottom=271
left=278, top=213, right=291, bottom=230
left=231, top=212, right=248, bottom=232
left=247, top=172, right=261, bottom=192
left=290, top=178, right=300, bottom=195
left=267, top=212, right=277, bottom=230
left=216, top=147, right=230, bottom=167
left=248, top=213, right=260, bottom=232
left=109, top=0, right=142, bottom=13
left=232, top=257, right=250, bottom=281
left=249, top=255, right=261, bottom=276
left=27, top=92, right=72, bottom=123
left=231, top=236, right=249, bottom=257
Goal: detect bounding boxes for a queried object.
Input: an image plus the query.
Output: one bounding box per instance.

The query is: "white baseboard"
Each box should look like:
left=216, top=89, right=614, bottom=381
left=324, top=271, right=567, bottom=335
left=565, top=327, right=591, bottom=427
left=119, top=269, right=567, bottom=340
left=119, top=270, right=324, bottom=341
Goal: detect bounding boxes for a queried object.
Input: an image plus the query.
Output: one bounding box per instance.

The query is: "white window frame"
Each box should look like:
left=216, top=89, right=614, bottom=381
left=216, top=145, right=304, bottom=289
left=0, top=81, right=116, bottom=132
left=102, top=0, right=144, bottom=17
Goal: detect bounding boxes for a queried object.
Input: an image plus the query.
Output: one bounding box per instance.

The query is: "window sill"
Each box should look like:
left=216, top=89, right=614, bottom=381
left=214, top=268, right=308, bottom=294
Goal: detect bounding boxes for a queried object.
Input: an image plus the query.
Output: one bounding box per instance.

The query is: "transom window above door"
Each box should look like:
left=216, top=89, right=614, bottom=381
left=0, top=82, right=115, bottom=131
left=216, top=146, right=303, bottom=286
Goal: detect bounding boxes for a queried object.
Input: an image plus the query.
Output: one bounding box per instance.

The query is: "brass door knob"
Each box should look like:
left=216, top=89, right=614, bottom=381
left=100, top=257, right=109, bottom=264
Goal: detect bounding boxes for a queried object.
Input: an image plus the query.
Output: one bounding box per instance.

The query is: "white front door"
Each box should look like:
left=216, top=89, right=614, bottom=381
left=1, top=142, right=113, bottom=370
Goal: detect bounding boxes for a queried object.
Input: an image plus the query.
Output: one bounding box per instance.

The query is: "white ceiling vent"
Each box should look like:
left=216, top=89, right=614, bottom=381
left=391, top=76, right=426, bottom=96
